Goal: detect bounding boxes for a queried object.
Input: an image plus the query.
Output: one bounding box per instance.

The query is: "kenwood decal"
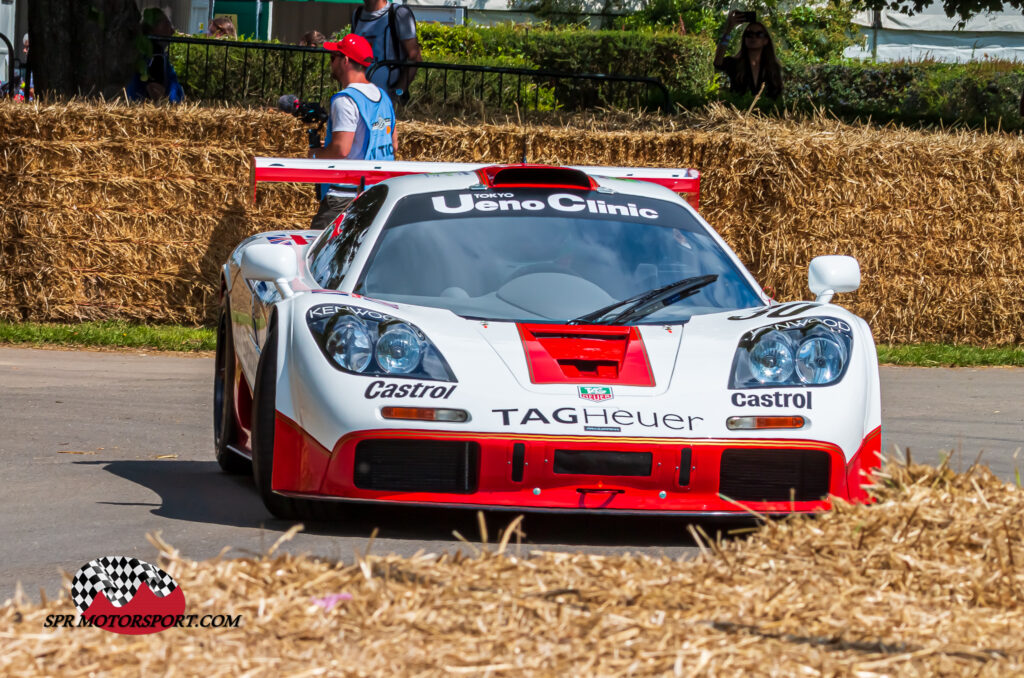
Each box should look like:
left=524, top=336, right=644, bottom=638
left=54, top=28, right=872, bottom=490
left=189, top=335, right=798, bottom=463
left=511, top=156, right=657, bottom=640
left=307, top=304, right=394, bottom=322
left=762, top=317, right=852, bottom=333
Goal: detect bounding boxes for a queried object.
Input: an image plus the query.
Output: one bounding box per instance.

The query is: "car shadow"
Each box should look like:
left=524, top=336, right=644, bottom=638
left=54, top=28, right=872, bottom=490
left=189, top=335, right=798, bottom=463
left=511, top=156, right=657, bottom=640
left=82, top=459, right=760, bottom=549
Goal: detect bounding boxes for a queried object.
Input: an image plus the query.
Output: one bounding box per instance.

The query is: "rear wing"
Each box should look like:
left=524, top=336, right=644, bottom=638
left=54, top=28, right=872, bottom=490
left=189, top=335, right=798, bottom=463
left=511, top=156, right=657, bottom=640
left=251, top=158, right=700, bottom=210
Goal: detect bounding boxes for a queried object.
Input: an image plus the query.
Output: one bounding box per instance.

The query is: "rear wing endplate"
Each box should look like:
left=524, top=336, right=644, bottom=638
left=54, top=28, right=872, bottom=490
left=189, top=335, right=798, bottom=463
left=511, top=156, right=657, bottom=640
left=251, top=158, right=700, bottom=210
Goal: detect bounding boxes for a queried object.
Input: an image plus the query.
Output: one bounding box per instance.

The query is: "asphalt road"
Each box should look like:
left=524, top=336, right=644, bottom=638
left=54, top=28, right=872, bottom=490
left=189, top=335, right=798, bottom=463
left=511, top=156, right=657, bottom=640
left=1, top=346, right=1021, bottom=601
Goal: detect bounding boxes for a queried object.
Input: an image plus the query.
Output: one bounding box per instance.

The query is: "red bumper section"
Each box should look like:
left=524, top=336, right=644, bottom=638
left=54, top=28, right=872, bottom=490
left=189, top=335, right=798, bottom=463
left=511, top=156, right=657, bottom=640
left=271, top=414, right=882, bottom=514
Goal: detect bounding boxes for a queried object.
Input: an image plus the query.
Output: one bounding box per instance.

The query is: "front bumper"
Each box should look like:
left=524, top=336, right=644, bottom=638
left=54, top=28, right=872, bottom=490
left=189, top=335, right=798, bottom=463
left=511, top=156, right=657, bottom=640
left=272, top=413, right=881, bottom=514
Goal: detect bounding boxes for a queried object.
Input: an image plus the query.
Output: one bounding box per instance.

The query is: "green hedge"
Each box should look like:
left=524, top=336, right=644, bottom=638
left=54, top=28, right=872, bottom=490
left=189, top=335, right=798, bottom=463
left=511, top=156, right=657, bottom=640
left=419, top=24, right=713, bottom=96
left=407, top=55, right=561, bottom=111
left=419, top=24, right=1024, bottom=130
left=784, top=61, right=1024, bottom=131
left=165, top=27, right=1024, bottom=131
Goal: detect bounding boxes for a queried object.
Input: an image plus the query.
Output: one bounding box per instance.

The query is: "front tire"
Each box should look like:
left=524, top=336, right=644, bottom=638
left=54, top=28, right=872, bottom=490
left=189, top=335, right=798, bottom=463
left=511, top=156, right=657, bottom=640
left=214, top=295, right=251, bottom=475
left=250, top=321, right=301, bottom=520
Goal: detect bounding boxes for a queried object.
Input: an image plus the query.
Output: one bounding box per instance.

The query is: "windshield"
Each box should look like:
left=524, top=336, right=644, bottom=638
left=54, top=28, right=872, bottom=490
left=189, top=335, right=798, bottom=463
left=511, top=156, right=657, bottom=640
left=355, top=188, right=764, bottom=323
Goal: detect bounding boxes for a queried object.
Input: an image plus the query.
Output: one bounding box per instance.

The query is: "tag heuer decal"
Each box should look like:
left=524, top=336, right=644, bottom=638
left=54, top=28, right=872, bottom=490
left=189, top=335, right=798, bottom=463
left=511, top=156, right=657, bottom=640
left=578, top=386, right=613, bottom=402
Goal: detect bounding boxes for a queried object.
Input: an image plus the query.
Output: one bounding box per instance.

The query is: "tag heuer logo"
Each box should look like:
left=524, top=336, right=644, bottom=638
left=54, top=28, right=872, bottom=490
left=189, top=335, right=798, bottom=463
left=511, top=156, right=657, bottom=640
left=578, top=386, right=613, bottom=402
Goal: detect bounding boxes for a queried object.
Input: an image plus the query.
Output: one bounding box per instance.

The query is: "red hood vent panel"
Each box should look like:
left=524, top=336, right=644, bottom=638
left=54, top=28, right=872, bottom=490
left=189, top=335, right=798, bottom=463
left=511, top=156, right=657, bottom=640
left=517, top=324, right=655, bottom=385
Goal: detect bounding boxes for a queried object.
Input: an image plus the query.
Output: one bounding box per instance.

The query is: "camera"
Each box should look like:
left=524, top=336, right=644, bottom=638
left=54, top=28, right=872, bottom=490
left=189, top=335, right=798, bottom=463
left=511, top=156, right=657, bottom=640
left=294, top=101, right=329, bottom=125
left=278, top=94, right=329, bottom=148
left=739, top=10, right=756, bottom=23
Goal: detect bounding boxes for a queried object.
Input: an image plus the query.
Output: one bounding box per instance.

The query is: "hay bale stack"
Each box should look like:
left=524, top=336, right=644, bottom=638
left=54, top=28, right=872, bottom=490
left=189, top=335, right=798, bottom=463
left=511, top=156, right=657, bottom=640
left=3, top=461, right=1024, bottom=674
left=2, top=101, right=1023, bottom=342
left=0, top=101, right=310, bottom=324
left=399, top=111, right=1024, bottom=345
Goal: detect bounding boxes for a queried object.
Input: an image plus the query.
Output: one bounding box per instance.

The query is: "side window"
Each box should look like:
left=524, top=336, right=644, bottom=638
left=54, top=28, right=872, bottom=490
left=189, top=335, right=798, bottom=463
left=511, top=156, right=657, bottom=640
left=308, top=185, right=389, bottom=290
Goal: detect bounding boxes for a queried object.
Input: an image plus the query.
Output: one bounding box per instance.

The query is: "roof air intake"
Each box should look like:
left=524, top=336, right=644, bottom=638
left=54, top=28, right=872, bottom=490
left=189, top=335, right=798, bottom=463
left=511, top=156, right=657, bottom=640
left=483, top=166, right=595, bottom=190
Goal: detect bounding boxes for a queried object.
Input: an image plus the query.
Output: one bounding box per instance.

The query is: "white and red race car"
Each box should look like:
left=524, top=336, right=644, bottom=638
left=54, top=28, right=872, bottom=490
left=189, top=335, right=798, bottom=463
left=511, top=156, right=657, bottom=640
left=215, top=158, right=880, bottom=519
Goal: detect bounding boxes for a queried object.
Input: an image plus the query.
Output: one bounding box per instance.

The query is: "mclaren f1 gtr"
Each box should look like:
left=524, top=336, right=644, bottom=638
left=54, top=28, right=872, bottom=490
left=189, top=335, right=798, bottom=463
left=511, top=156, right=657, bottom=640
left=214, top=158, right=880, bottom=519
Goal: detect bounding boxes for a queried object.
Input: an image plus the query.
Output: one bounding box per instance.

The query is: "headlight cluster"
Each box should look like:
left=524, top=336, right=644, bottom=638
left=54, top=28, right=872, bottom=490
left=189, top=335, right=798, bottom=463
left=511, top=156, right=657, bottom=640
left=730, top=317, right=853, bottom=388
left=306, top=304, right=455, bottom=381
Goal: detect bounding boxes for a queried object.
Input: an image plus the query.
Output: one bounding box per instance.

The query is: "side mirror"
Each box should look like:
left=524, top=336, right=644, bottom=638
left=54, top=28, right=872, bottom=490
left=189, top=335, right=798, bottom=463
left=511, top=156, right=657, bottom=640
left=241, top=244, right=297, bottom=298
left=808, top=255, right=860, bottom=304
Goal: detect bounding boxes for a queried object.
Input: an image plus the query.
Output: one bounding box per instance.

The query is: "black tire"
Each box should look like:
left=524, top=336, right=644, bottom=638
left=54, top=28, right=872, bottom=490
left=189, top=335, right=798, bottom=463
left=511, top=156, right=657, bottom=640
left=250, top=320, right=301, bottom=520
left=214, top=295, right=251, bottom=475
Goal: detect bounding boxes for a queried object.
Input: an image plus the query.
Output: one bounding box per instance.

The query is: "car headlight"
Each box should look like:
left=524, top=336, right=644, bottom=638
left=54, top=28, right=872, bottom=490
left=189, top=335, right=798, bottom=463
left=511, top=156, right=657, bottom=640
left=730, top=317, right=853, bottom=389
left=306, top=304, right=455, bottom=381
left=324, top=316, right=374, bottom=372
left=748, top=330, right=794, bottom=384
left=376, top=324, right=422, bottom=374
left=795, top=335, right=846, bottom=385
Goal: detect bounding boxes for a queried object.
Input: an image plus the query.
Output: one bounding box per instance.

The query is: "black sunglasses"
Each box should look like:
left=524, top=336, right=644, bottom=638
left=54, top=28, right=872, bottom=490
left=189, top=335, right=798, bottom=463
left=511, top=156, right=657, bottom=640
left=744, top=31, right=767, bottom=38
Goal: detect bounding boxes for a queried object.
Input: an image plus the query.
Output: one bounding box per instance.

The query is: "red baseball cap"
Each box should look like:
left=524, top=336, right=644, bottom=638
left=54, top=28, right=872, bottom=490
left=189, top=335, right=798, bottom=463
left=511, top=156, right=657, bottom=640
left=323, top=34, right=374, bottom=67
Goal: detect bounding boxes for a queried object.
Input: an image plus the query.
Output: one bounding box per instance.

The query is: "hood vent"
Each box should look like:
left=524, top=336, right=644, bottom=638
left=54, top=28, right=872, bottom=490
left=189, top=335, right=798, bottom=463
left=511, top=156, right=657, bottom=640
left=517, top=323, right=655, bottom=385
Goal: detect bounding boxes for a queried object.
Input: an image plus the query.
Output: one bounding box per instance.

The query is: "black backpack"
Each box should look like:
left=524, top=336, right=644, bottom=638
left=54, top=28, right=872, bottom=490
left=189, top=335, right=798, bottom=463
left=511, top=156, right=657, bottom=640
left=351, top=4, right=415, bottom=88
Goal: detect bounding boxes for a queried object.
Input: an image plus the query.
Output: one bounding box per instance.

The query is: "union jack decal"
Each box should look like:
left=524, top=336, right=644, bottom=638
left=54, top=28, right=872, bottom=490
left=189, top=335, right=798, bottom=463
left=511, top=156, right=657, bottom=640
left=267, top=234, right=312, bottom=246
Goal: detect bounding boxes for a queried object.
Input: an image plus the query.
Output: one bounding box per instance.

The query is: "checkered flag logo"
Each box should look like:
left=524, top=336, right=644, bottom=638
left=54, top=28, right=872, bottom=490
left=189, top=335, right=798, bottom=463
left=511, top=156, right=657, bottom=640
left=70, top=557, right=178, bottom=613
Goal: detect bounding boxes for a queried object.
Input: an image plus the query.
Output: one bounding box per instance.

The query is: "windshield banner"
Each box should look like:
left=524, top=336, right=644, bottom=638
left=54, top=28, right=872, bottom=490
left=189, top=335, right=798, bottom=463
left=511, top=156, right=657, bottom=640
left=387, top=189, right=693, bottom=229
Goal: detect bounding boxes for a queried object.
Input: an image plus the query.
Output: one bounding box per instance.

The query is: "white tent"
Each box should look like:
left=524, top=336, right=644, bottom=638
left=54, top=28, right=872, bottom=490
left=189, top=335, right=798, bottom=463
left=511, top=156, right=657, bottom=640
left=0, top=2, right=15, bottom=86
left=845, top=6, right=1024, bottom=62
left=401, top=0, right=627, bottom=27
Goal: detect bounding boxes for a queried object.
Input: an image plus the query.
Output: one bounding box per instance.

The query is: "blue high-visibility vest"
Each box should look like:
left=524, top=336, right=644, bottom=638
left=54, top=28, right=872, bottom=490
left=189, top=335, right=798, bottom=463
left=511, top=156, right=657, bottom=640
left=321, top=85, right=395, bottom=199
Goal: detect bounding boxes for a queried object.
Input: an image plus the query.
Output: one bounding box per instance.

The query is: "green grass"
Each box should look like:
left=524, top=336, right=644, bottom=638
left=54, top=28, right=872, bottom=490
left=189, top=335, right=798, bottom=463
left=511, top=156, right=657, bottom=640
left=0, top=321, right=215, bottom=352
left=0, top=322, right=1022, bottom=366
left=877, top=344, right=1024, bottom=367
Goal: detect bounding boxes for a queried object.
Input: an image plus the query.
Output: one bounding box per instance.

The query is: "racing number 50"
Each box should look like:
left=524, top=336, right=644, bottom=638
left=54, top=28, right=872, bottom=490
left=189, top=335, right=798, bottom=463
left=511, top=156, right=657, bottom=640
left=728, top=302, right=820, bottom=321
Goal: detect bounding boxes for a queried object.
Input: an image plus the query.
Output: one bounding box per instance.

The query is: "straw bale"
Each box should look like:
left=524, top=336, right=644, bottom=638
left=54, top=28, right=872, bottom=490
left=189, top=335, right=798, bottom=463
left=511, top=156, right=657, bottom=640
left=0, top=140, right=251, bottom=180
left=397, top=113, right=1024, bottom=344
left=0, top=205, right=248, bottom=324
left=250, top=183, right=321, bottom=217
left=5, top=176, right=239, bottom=207
left=0, top=100, right=306, bottom=150
left=3, top=461, right=1024, bottom=676
left=2, top=100, right=1024, bottom=343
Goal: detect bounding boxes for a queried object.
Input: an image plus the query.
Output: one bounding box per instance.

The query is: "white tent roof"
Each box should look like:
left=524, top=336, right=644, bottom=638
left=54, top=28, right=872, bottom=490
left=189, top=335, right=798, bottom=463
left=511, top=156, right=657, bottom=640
left=852, top=6, right=1024, bottom=32
left=846, top=7, right=1024, bottom=62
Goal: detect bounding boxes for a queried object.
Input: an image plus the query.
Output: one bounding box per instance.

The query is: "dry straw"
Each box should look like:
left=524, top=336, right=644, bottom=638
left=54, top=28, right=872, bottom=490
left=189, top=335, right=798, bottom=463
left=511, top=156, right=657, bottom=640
left=1, top=100, right=1023, bottom=343
left=2, top=460, right=1023, bottom=675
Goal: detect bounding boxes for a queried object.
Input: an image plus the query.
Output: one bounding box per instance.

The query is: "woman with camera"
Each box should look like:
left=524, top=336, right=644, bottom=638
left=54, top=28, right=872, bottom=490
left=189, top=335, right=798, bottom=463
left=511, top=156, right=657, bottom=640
left=714, top=10, right=783, bottom=100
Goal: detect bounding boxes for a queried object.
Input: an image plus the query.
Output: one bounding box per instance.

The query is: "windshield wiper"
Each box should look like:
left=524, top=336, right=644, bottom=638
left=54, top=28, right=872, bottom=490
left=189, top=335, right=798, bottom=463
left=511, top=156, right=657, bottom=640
left=568, top=274, right=718, bottom=325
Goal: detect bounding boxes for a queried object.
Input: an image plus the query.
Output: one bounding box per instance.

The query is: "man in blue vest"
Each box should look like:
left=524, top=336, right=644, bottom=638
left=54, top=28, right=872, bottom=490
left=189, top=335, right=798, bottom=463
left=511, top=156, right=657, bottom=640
left=309, top=34, right=397, bottom=230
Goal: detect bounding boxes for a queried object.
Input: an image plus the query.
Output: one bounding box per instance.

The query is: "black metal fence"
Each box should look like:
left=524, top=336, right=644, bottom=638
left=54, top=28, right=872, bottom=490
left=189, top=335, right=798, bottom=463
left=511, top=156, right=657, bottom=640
left=158, top=35, right=333, bottom=105
left=369, top=59, right=673, bottom=112
left=154, top=35, right=672, bottom=113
